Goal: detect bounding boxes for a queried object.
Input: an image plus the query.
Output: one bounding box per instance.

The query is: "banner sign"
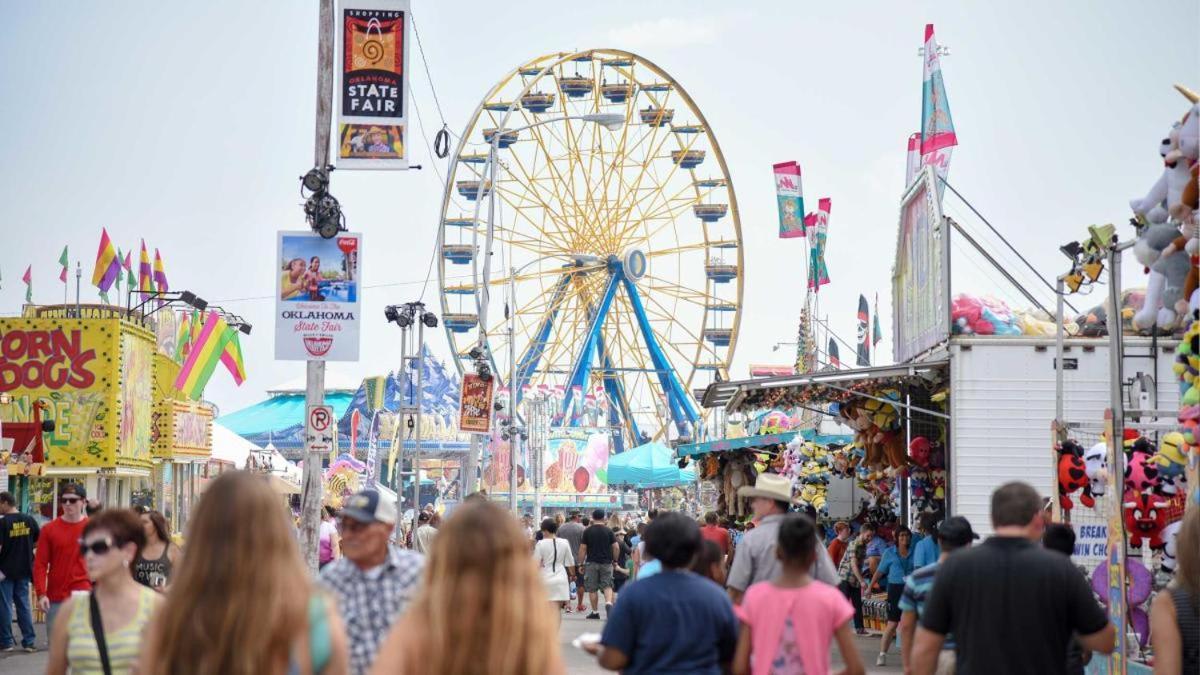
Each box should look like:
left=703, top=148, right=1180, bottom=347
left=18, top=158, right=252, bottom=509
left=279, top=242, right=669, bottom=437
left=892, top=166, right=949, bottom=363
left=275, top=231, right=362, bottom=361
left=920, top=24, right=957, bottom=191
left=458, top=373, right=494, bottom=434
left=773, top=161, right=805, bottom=238
left=806, top=198, right=831, bottom=291
left=336, top=0, right=411, bottom=170
left=855, top=294, right=870, bottom=366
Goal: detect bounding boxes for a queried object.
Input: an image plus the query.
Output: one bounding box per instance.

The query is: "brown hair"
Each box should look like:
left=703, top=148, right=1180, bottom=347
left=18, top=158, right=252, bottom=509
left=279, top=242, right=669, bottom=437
left=143, top=510, right=170, bottom=544
left=142, top=471, right=311, bottom=674
left=399, top=500, right=559, bottom=675
left=991, top=481, right=1042, bottom=527
left=84, top=508, right=146, bottom=556
left=1174, top=506, right=1200, bottom=598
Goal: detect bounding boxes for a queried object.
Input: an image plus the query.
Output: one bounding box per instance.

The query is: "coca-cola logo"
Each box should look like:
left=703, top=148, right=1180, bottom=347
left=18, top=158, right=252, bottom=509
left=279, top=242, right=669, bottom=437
left=304, top=336, right=333, bottom=356
left=0, top=328, right=97, bottom=392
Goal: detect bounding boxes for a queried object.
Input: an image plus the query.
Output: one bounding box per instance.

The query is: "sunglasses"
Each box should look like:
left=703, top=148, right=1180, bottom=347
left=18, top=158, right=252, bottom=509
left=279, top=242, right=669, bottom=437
left=60, top=497, right=82, bottom=505
left=339, top=517, right=373, bottom=533
left=79, top=538, right=116, bottom=557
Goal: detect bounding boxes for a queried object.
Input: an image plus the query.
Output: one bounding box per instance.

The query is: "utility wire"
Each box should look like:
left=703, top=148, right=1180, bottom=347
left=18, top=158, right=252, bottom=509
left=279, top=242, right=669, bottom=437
left=409, top=11, right=449, bottom=132
left=211, top=273, right=473, bottom=304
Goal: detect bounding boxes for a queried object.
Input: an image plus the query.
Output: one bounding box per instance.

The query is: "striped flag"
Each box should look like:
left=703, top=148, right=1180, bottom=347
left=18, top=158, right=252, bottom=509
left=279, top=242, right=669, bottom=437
left=91, top=229, right=122, bottom=293
left=22, top=265, right=32, bottom=303
left=856, top=294, right=870, bottom=366
left=173, top=311, right=192, bottom=362
left=921, top=24, right=957, bottom=187
left=174, top=311, right=233, bottom=400
left=138, top=240, right=153, bottom=301
left=58, top=246, right=69, bottom=283
left=153, top=249, right=169, bottom=293
left=219, top=330, right=247, bottom=386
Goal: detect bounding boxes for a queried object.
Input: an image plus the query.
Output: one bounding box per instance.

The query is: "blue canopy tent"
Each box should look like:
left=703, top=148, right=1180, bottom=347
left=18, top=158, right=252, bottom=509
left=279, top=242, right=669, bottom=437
left=607, top=442, right=696, bottom=489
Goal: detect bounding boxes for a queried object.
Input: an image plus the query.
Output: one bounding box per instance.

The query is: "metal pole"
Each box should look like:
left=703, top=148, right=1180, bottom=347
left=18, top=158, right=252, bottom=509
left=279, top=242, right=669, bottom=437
left=464, top=434, right=479, bottom=496
left=300, top=0, right=335, bottom=575
left=413, top=306, right=424, bottom=533
left=74, top=263, right=81, bottom=317
left=1055, top=277, right=1066, bottom=424
left=508, top=267, right=519, bottom=515
left=394, top=315, right=410, bottom=544
left=1106, top=245, right=1125, bottom=474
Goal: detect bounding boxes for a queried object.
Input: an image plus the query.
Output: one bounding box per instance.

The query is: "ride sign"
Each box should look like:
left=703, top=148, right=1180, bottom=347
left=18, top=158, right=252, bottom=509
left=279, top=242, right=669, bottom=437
left=275, top=231, right=362, bottom=361
left=458, top=373, right=494, bottom=434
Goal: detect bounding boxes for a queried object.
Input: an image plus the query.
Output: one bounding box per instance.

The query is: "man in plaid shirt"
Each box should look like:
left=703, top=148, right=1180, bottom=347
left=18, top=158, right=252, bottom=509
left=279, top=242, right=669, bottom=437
left=320, top=489, right=424, bottom=675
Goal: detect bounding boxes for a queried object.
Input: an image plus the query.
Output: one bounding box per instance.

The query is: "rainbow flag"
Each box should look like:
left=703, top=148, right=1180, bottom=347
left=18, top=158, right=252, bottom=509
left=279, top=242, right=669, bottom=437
left=174, top=311, right=232, bottom=400
left=91, top=229, right=121, bottom=292
left=122, top=248, right=135, bottom=290
left=220, top=330, right=246, bottom=386
left=138, top=240, right=153, bottom=301
left=173, top=311, right=192, bottom=362
left=153, top=248, right=168, bottom=293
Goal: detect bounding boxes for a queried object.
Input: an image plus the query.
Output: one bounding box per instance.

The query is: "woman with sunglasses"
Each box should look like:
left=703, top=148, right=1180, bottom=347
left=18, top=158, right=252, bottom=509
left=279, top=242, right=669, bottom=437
left=46, top=508, right=160, bottom=675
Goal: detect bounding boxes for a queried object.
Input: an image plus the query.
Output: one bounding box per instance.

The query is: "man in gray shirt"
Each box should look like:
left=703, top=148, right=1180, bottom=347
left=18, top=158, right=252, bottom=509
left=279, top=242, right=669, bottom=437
left=726, top=473, right=838, bottom=604
left=557, top=512, right=586, bottom=612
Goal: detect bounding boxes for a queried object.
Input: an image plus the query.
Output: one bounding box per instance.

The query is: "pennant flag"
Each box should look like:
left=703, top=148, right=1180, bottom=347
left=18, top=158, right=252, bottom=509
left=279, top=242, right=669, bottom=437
left=190, top=308, right=201, bottom=345
left=363, top=376, right=388, bottom=412
left=138, top=240, right=153, bottom=301
left=219, top=329, right=246, bottom=386
left=828, top=338, right=841, bottom=370
left=920, top=24, right=957, bottom=187
left=22, top=265, right=32, bottom=303
left=123, top=249, right=135, bottom=291
left=856, top=295, right=871, bottom=366
left=905, top=132, right=922, bottom=187
left=153, top=248, right=169, bottom=293
left=58, top=246, right=69, bottom=283
left=806, top=198, right=832, bottom=291
left=91, top=229, right=122, bottom=293
left=173, top=311, right=192, bottom=362
left=873, top=293, right=883, bottom=347
left=773, top=161, right=805, bottom=238
left=350, top=409, right=362, bottom=454
left=174, top=311, right=233, bottom=400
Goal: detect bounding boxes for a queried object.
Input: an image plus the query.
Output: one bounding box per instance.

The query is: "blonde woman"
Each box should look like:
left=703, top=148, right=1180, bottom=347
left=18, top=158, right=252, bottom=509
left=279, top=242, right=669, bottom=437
left=371, top=501, right=565, bottom=675
left=140, top=471, right=349, bottom=674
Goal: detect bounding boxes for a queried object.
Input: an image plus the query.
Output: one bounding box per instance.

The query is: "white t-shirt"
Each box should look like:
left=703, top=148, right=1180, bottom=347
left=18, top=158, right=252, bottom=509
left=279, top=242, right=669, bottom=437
left=533, top=538, right=574, bottom=602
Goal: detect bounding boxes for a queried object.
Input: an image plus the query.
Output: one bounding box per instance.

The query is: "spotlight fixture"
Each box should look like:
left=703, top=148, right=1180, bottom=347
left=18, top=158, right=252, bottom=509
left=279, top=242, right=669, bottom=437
left=305, top=191, right=344, bottom=239
left=237, top=322, right=253, bottom=335
left=301, top=167, right=330, bottom=193
left=1059, top=241, right=1083, bottom=261
left=396, top=311, right=413, bottom=328
left=468, top=346, right=485, bottom=361
left=422, top=312, right=438, bottom=328
left=476, top=362, right=492, bottom=382
left=384, top=305, right=400, bottom=323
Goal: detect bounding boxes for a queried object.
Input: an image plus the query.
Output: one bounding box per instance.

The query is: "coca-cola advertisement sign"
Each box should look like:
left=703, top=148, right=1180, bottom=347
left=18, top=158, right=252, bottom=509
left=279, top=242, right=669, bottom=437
left=275, top=231, right=362, bottom=361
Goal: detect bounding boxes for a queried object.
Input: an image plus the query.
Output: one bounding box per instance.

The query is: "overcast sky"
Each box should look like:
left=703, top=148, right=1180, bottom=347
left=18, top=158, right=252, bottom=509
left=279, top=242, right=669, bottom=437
left=1, top=0, right=1196, bottom=417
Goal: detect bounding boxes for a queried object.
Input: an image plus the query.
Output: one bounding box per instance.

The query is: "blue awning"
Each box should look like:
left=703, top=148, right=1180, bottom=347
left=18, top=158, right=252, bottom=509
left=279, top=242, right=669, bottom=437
left=675, top=429, right=853, bottom=458
left=608, top=442, right=695, bottom=488
left=218, top=392, right=355, bottom=448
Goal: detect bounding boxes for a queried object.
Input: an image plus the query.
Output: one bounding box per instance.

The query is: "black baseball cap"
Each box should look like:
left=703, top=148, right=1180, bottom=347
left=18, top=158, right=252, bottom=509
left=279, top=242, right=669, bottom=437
left=61, top=483, right=87, bottom=499
left=340, top=489, right=397, bottom=525
left=937, top=516, right=979, bottom=547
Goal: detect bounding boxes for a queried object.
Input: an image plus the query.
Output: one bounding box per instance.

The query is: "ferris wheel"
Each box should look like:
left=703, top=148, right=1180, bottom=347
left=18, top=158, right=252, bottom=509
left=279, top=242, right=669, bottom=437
left=436, top=48, right=743, bottom=446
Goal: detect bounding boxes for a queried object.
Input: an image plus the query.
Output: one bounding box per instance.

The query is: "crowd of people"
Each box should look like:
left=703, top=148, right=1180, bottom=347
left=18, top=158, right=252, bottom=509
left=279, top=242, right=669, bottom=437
left=0, top=472, right=1196, bottom=674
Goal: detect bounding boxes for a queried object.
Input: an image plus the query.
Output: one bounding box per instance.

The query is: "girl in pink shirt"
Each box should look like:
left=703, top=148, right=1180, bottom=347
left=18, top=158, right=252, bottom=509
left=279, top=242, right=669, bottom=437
left=733, top=514, right=864, bottom=675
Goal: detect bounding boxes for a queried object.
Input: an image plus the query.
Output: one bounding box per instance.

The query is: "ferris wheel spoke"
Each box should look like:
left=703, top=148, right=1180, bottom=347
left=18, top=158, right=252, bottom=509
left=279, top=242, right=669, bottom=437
left=638, top=290, right=724, bottom=365
left=489, top=182, right=579, bottom=251
left=608, top=136, right=702, bottom=245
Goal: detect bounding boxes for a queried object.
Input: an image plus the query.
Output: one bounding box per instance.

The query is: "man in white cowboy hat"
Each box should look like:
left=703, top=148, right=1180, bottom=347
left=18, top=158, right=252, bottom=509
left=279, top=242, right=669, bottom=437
left=726, top=473, right=839, bottom=604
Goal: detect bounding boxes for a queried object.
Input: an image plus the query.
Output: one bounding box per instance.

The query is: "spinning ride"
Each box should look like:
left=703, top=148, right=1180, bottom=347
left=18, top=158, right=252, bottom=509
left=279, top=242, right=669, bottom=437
left=437, top=49, right=742, bottom=446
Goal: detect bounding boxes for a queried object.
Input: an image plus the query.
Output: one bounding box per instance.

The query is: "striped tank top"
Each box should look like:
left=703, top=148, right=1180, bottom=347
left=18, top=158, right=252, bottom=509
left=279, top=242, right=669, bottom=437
left=66, top=586, right=157, bottom=674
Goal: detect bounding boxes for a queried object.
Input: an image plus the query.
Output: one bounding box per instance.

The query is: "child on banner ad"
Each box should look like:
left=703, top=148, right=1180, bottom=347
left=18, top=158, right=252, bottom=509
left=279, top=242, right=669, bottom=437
left=275, top=231, right=362, bottom=361
left=337, top=0, right=411, bottom=169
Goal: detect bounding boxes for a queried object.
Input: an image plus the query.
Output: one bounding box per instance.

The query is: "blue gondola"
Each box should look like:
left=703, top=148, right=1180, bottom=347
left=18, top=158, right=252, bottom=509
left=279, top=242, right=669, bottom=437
left=559, top=76, right=593, bottom=98
left=444, top=283, right=475, bottom=295
left=519, top=66, right=543, bottom=76
left=642, top=82, right=671, bottom=92
left=640, top=107, right=674, bottom=127
left=601, top=82, right=633, bottom=103
left=705, top=302, right=738, bottom=313
left=703, top=328, right=733, bottom=346
left=672, top=124, right=704, bottom=134
left=520, top=92, right=555, bottom=113
left=694, top=177, right=727, bottom=188
left=443, top=217, right=475, bottom=228
left=571, top=53, right=593, bottom=63
left=442, top=244, right=475, bottom=264
left=455, top=180, right=490, bottom=200
left=443, top=313, right=480, bottom=333
left=484, top=101, right=516, bottom=112
left=602, top=57, right=634, bottom=68
left=705, top=262, right=737, bottom=283
left=693, top=203, right=727, bottom=222
left=482, top=128, right=518, bottom=148
left=458, top=153, right=489, bottom=165
left=671, top=150, right=705, bottom=169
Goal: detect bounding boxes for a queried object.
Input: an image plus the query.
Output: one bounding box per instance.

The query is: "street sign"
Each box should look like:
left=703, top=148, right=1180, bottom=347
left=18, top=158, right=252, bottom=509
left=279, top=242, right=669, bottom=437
left=306, top=404, right=335, bottom=453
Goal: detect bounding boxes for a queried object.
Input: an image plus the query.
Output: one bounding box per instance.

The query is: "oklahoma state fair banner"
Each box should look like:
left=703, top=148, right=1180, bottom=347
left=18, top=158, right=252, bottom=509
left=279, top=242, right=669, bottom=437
left=337, top=0, right=410, bottom=170
left=774, top=161, right=805, bottom=238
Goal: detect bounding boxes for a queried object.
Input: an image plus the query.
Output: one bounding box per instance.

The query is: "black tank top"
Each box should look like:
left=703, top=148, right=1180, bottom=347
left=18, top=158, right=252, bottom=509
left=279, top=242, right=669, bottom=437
left=133, top=544, right=172, bottom=590
left=1172, top=587, right=1200, bottom=674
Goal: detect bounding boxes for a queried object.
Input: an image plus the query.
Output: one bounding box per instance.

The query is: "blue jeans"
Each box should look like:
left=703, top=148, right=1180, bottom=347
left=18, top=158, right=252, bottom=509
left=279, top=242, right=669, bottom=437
left=0, top=577, right=36, bottom=648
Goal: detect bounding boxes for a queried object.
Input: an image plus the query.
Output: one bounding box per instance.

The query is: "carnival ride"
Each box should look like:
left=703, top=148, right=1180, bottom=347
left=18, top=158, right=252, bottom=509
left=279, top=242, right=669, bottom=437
left=437, top=49, right=743, bottom=447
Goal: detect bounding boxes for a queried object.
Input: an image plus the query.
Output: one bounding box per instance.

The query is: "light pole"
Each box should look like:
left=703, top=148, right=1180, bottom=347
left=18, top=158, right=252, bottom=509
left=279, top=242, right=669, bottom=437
left=384, top=302, right=438, bottom=543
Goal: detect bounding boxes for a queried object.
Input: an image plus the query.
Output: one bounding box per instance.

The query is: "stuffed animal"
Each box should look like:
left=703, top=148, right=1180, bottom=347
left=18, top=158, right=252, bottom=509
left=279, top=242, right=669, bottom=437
left=1132, top=222, right=1192, bottom=332
left=908, top=436, right=932, bottom=468
left=1124, top=442, right=1161, bottom=496
left=1165, top=96, right=1199, bottom=223
left=1057, top=440, right=1091, bottom=510
left=1161, top=520, right=1183, bottom=574
left=930, top=468, right=947, bottom=501
left=1083, top=441, right=1109, bottom=500
left=863, top=390, right=902, bottom=431
left=1150, top=432, right=1188, bottom=482
left=1123, top=491, right=1170, bottom=549
left=875, top=429, right=908, bottom=468
left=1129, top=134, right=1173, bottom=225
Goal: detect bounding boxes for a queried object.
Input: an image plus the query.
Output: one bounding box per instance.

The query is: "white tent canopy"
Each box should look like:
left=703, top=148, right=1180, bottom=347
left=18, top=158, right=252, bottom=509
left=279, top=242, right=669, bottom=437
left=211, top=423, right=260, bottom=469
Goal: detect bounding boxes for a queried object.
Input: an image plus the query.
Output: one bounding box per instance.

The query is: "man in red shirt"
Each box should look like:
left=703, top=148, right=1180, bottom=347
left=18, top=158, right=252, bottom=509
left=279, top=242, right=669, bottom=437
left=827, top=521, right=851, bottom=567
left=33, top=483, right=90, bottom=642
left=698, top=511, right=730, bottom=560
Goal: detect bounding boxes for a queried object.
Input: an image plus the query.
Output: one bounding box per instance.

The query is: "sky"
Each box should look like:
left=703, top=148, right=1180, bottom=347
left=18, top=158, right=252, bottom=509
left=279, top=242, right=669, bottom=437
left=1, top=0, right=1196, bottom=418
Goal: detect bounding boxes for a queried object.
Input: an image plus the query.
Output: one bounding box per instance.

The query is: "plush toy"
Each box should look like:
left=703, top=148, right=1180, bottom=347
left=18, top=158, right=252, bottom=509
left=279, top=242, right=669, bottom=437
left=1129, top=133, right=1173, bottom=225
left=1123, top=491, right=1170, bottom=549
left=1132, top=222, right=1192, bottom=332
left=875, top=429, right=908, bottom=468
left=1161, top=520, right=1183, bottom=574
left=798, top=483, right=828, bottom=515
left=908, top=436, right=932, bottom=468
left=930, top=468, right=947, bottom=501
left=1124, top=442, right=1161, bottom=496
left=1151, top=432, right=1188, bottom=481
left=951, top=294, right=1022, bottom=335
left=1083, top=441, right=1109, bottom=500
left=1057, top=440, right=1091, bottom=510
left=863, top=390, right=902, bottom=431
left=1165, top=95, right=1199, bottom=223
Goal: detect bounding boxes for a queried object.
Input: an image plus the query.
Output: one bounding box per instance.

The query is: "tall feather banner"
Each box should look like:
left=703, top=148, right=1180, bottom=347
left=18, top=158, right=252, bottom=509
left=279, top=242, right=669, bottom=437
left=773, top=161, right=805, bottom=238
left=921, top=24, right=957, bottom=191
left=856, top=295, right=871, bottom=366
left=806, top=198, right=831, bottom=291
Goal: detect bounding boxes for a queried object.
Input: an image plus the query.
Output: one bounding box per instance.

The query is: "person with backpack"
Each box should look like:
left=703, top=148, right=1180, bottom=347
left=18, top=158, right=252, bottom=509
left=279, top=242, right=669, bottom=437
left=732, top=513, right=864, bottom=675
